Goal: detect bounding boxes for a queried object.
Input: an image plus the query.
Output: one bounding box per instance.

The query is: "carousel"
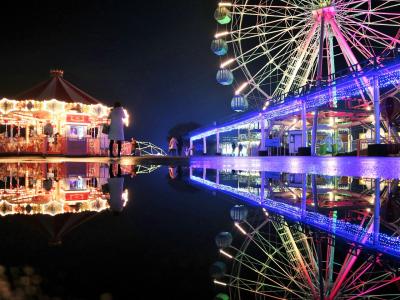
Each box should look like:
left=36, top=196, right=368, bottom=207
left=0, top=162, right=122, bottom=216
left=0, top=70, right=130, bottom=156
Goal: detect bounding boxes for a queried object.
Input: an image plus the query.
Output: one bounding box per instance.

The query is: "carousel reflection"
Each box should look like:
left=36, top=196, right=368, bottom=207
left=0, top=162, right=160, bottom=245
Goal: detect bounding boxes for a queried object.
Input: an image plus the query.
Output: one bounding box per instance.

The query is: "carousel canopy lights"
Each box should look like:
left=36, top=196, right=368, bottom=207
left=0, top=98, right=17, bottom=114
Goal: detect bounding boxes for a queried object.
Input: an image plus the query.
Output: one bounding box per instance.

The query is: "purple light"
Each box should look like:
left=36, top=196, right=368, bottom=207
left=190, top=174, right=400, bottom=258
left=190, top=58, right=400, bottom=141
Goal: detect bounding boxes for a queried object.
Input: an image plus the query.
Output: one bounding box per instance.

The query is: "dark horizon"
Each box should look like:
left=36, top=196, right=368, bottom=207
left=0, top=0, right=232, bottom=148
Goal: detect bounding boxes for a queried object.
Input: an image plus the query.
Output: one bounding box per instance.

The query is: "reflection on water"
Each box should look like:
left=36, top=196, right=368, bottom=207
left=189, top=167, right=400, bottom=299
left=0, top=162, right=161, bottom=247
left=2, top=160, right=400, bottom=298
left=0, top=161, right=161, bottom=299
left=0, top=162, right=159, bottom=217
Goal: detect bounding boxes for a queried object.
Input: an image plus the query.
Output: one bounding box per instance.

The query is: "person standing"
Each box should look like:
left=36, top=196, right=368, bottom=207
left=169, top=137, right=178, bottom=156
left=231, top=142, right=236, bottom=156
left=107, top=163, right=125, bottom=215
left=130, top=138, right=138, bottom=156
left=238, top=143, right=243, bottom=156
left=108, top=102, right=127, bottom=158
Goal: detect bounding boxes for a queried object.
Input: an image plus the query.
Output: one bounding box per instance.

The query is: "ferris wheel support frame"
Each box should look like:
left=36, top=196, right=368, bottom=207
left=308, top=7, right=383, bottom=154
left=311, top=11, right=326, bottom=156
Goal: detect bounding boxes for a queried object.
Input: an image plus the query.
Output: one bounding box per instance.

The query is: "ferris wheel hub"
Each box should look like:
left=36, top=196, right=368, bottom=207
left=312, top=5, right=336, bottom=22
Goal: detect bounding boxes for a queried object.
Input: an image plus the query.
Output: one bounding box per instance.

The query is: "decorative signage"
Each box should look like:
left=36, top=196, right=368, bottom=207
left=66, top=114, right=90, bottom=123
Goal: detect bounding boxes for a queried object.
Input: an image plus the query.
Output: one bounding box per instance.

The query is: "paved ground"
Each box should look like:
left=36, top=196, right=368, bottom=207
left=0, top=155, right=190, bottom=165
left=1, top=155, right=399, bottom=178
left=190, top=156, right=400, bottom=179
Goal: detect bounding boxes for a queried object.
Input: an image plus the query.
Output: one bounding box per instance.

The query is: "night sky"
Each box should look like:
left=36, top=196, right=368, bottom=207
left=0, top=0, right=232, bottom=148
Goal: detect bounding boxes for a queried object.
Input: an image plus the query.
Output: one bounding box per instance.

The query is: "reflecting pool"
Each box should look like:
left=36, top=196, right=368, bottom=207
left=1, top=158, right=400, bottom=299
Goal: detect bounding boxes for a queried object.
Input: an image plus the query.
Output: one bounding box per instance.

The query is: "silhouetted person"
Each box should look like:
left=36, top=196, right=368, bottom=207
left=108, top=102, right=127, bottom=157
left=169, top=166, right=178, bottom=179
left=231, top=142, right=236, bottom=156
left=238, top=144, right=243, bottom=156
left=169, top=137, right=178, bottom=156
left=107, top=163, right=124, bottom=215
left=131, top=138, right=138, bottom=156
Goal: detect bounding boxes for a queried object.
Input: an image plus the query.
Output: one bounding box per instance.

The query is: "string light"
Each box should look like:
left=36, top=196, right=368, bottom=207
left=190, top=174, right=400, bottom=258
left=190, top=58, right=400, bottom=142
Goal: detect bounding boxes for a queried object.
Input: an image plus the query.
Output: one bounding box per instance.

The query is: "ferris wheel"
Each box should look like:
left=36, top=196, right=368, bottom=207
left=211, top=205, right=400, bottom=299
left=212, top=0, right=400, bottom=112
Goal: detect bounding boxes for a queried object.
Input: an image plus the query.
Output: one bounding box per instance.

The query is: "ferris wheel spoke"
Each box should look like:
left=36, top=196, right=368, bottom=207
left=253, top=46, right=312, bottom=92
left=230, top=249, right=309, bottom=292
left=236, top=31, right=311, bottom=75
left=228, top=260, right=313, bottom=298
left=339, top=12, right=400, bottom=27
left=346, top=275, right=400, bottom=300
left=277, top=0, right=311, bottom=11
left=335, top=25, right=374, bottom=58
left=231, top=17, right=310, bottom=40
left=233, top=232, right=291, bottom=267
left=343, top=272, right=395, bottom=295
left=340, top=259, right=375, bottom=291
left=230, top=20, right=310, bottom=52
left=242, top=47, right=302, bottom=88
left=374, top=1, right=400, bottom=12
left=229, top=21, right=310, bottom=44
left=228, top=276, right=309, bottom=300
left=336, top=0, right=370, bottom=9
left=242, top=235, right=299, bottom=270
left=345, top=9, right=400, bottom=19
left=233, top=8, right=308, bottom=19
left=338, top=15, right=400, bottom=46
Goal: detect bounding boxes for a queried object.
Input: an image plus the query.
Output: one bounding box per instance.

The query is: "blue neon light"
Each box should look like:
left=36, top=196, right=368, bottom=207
left=190, top=58, right=400, bottom=140
left=190, top=175, right=400, bottom=258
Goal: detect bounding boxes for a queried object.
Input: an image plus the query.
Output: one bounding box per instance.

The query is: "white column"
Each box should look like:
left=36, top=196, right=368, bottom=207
left=189, top=138, right=193, bottom=156
left=202, top=167, right=206, bottom=180
left=203, top=137, right=207, bottom=155
left=373, top=75, right=381, bottom=144
left=311, top=111, right=318, bottom=156
left=216, top=131, right=220, bottom=154
left=260, top=171, right=265, bottom=204
left=260, top=116, right=266, bottom=151
left=302, top=101, right=307, bottom=147
left=301, top=174, right=307, bottom=218
left=374, top=178, right=381, bottom=245
left=216, top=169, right=220, bottom=185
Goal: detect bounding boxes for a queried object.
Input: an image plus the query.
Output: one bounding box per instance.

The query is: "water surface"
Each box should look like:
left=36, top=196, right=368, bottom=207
left=1, top=158, right=400, bottom=299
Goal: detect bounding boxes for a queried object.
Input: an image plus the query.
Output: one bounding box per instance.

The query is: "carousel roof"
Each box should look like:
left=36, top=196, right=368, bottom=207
left=15, top=70, right=103, bottom=105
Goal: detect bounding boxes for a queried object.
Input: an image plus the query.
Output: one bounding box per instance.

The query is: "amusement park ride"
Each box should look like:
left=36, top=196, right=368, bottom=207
left=0, top=70, right=166, bottom=157
left=189, top=167, right=400, bottom=299
left=190, top=0, right=400, bottom=157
